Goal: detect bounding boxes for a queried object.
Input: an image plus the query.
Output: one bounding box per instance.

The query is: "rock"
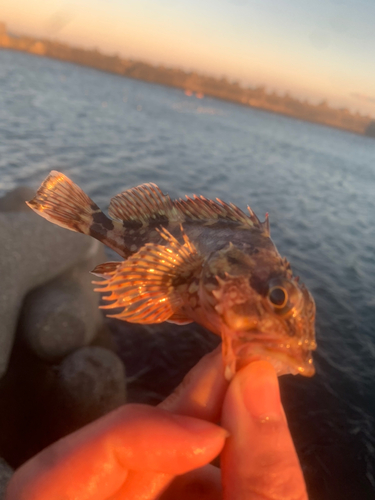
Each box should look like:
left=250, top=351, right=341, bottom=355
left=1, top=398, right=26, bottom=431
left=0, top=458, right=13, bottom=499
left=0, top=202, right=104, bottom=378
left=107, top=318, right=220, bottom=405
left=0, top=334, right=58, bottom=468
left=20, top=246, right=106, bottom=362
left=90, top=322, right=117, bottom=352
left=0, top=326, right=117, bottom=468
left=55, top=347, right=126, bottom=432
left=0, top=187, right=35, bottom=213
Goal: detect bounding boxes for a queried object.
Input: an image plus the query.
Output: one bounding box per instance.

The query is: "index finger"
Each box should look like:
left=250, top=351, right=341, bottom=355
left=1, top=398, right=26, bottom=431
left=109, top=347, right=228, bottom=500
left=6, top=405, right=227, bottom=500
left=160, top=345, right=228, bottom=420
left=221, top=361, right=308, bottom=500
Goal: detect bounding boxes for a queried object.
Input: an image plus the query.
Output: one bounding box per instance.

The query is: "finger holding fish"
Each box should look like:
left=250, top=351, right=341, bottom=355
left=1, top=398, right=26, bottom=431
left=221, top=360, right=309, bottom=500
left=108, top=346, right=228, bottom=499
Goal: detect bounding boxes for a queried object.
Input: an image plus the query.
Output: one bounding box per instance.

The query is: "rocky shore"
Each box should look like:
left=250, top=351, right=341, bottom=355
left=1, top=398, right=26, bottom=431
left=0, top=186, right=218, bottom=496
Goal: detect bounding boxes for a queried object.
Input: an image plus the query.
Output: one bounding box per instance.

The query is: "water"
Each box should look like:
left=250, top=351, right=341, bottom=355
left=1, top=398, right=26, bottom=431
left=1, top=49, right=375, bottom=499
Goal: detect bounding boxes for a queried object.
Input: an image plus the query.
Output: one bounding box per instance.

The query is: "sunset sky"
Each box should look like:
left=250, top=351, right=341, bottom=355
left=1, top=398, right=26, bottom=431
left=2, top=0, right=375, bottom=115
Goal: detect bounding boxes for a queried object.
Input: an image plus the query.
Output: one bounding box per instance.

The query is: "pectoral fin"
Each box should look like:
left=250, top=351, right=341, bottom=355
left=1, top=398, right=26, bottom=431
left=94, top=227, right=203, bottom=324
left=167, top=313, right=193, bottom=325
left=91, top=261, right=122, bottom=278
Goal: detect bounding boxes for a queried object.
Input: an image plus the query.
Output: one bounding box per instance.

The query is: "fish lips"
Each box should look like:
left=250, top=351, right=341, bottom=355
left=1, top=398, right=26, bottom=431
left=222, top=324, right=316, bottom=377
left=235, top=339, right=316, bottom=377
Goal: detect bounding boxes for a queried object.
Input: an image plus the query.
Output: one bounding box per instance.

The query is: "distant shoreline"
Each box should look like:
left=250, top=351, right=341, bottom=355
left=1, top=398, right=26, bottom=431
left=1, top=21, right=374, bottom=137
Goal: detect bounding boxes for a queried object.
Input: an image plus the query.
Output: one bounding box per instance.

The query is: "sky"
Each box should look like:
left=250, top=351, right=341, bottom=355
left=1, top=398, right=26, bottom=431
left=1, top=0, right=375, bottom=115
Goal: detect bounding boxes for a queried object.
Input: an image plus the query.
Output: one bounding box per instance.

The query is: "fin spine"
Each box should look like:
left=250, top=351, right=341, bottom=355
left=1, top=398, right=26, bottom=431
left=108, top=183, right=265, bottom=231
left=94, top=227, right=203, bottom=324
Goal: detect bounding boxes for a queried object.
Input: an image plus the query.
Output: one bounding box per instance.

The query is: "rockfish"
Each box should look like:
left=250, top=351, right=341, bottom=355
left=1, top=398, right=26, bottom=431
left=27, top=171, right=316, bottom=380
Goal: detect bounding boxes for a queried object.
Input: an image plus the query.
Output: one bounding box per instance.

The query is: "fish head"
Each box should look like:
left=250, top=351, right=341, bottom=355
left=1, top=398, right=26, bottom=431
left=200, top=242, right=316, bottom=380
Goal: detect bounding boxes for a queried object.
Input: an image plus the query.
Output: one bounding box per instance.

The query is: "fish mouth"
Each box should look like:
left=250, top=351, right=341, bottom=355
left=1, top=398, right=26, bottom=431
left=233, top=336, right=316, bottom=377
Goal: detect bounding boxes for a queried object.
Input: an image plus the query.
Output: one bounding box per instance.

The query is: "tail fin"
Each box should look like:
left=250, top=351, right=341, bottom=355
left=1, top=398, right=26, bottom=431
left=26, top=171, right=101, bottom=235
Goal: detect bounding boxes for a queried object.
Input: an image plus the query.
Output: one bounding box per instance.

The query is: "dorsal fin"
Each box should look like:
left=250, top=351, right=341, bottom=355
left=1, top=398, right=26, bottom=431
left=108, top=183, right=180, bottom=225
left=260, top=212, right=270, bottom=236
left=108, top=182, right=264, bottom=231
left=93, top=227, right=204, bottom=324
left=175, top=195, right=261, bottom=228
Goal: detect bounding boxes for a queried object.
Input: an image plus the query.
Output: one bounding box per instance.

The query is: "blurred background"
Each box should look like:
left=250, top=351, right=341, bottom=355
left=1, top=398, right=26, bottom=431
left=0, top=1, right=374, bottom=499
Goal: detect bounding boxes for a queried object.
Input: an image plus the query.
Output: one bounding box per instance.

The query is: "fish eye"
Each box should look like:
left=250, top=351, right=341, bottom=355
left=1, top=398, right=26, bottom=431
left=268, top=286, right=288, bottom=308
left=265, top=278, right=304, bottom=318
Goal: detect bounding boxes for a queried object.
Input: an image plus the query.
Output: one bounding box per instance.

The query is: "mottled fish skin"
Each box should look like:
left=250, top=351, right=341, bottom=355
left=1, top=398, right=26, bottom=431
left=27, top=171, right=317, bottom=380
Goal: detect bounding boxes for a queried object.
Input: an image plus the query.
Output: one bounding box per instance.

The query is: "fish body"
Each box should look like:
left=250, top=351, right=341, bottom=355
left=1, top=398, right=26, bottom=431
left=27, top=171, right=316, bottom=380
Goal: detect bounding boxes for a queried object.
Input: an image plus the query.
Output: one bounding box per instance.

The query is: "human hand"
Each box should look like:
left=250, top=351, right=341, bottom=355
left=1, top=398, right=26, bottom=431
left=161, top=357, right=309, bottom=500
left=220, top=360, right=308, bottom=500
left=5, top=348, right=228, bottom=500
left=6, top=349, right=308, bottom=500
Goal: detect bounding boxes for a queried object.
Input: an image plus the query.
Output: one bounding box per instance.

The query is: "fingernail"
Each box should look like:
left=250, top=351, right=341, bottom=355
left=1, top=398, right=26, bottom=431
left=240, top=361, right=282, bottom=422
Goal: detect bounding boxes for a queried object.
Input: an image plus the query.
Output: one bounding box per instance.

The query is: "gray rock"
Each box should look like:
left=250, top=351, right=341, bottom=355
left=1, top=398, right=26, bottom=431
left=0, top=458, right=13, bottom=500
left=0, top=206, right=104, bottom=378
left=0, top=187, right=35, bottom=213
left=56, top=347, right=126, bottom=429
left=20, top=246, right=106, bottom=362
left=90, top=322, right=117, bottom=352
left=0, top=335, right=57, bottom=467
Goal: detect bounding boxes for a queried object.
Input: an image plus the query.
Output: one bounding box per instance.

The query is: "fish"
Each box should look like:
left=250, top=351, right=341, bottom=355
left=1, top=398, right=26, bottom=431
left=27, top=171, right=316, bottom=380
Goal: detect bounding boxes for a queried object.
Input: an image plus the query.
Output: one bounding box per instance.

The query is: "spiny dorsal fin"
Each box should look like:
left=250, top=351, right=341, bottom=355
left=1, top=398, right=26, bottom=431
left=175, top=195, right=261, bottom=228
left=108, top=183, right=180, bottom=225
left=260, top=212, right=270, bottom=236
left=93, top=227, right=204, bottom=324
left=108, top=182, right=264, bottom=231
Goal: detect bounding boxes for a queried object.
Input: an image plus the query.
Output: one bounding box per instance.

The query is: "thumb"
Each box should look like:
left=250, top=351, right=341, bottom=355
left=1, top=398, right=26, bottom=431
left=221, top=361, right=308, bottom=500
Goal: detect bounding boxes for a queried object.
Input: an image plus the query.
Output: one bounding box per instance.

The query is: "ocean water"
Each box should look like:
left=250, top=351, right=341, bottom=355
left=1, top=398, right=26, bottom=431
left=1, top=49, right=375, bottom=499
